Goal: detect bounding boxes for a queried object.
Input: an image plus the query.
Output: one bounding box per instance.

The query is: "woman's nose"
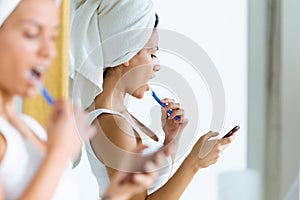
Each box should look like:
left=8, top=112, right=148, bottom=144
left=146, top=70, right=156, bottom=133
left=38, top=35, right=56, bottom=60
left=153, top=64, right=160, bottom=72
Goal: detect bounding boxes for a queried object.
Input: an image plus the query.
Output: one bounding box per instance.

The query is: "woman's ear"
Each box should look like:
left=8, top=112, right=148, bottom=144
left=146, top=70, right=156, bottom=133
left=123, top=61, right=130, bottom=67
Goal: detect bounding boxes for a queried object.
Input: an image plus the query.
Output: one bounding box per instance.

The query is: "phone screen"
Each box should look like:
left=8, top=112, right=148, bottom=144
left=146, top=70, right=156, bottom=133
left=222, top=125, right=240, bottom=139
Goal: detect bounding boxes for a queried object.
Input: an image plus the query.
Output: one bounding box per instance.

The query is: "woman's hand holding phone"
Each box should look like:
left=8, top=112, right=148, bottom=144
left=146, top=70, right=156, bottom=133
left=185, top=126, right=239, bottom=171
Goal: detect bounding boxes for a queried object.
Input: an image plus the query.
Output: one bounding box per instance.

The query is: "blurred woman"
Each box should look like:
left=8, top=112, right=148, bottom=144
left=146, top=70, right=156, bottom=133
left=0, top=0, right=163, bottom=199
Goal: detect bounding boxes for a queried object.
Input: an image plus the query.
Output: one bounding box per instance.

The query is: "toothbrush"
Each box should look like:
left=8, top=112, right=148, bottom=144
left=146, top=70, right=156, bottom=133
left=149, top=87, right=179, bottom=121
left=39, top=86, right=54, bottom=106
left=26, top=71, right=54, bottom=106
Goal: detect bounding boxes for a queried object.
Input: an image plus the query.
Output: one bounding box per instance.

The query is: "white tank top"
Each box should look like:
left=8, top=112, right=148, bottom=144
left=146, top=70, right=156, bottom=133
left=86, top=108, right=172, bottom=199
left=0, top=115, right=79, bottom=200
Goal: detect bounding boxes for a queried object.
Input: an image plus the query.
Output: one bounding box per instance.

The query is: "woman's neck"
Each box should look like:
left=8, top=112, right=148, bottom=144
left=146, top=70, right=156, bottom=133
left=0, top=90, right=16, bottom=118
left=93, top=75, right=127, bottom=113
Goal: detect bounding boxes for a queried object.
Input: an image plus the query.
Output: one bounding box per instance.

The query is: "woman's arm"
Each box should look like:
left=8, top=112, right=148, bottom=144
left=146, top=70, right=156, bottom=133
left=0, top=178, right=4, bottom=200
left=102, top=144, right=165, bottom=200
left=20, top=148, right=72, bottom=200
left=93, top=113, right=235, bottom=200
left=20, top=100, right=95, bottom=200
left=0, top=133, right=6, bottom=165
left=0, top=181, right=3, bottom=200
left=91, top=114, right=163, bottom=200
left=1, top=130, right=72, bottom=200
left=145, top=132, right=235, bottom=200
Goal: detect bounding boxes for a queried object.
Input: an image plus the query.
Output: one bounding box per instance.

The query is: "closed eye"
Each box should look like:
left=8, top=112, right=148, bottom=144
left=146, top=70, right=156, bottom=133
left=151, top=54, right=157, bottom=59
left=24, top=31, right=39, bottom=39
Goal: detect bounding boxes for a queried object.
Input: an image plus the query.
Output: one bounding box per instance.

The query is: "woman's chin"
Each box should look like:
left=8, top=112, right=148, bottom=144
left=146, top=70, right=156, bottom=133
left=131, top=85, right=148, bottom=99
left=24, top=88, right=38, bottom=98
left=132, top=92, right=144, bottom=99
left=131, top=90, right=146, bottom=99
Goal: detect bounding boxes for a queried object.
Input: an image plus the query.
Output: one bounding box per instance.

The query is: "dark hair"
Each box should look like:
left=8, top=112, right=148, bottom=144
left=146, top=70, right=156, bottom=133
left=154, top=13, right=159, bottom=28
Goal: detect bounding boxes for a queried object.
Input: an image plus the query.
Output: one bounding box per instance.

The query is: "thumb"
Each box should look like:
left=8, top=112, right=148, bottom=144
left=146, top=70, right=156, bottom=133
left=51, top=99, right=68, bottom=118
left=194, top=131, right=219, bottom=152
left=204, top=131, right=219, bottom=140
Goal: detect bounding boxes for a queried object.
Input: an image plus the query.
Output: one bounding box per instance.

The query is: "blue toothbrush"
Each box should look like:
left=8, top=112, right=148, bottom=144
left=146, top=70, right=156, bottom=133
left=40, top=86, right=54, bottom=106
left=149, top=87, right=179, bottom=121
left=26, top=71, right=54, bottom=106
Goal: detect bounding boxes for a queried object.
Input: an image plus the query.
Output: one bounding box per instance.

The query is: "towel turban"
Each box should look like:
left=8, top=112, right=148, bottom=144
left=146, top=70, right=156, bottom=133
left=69, top=0, right=156, bottom=109
left=0, top=0, right=60, bottom=27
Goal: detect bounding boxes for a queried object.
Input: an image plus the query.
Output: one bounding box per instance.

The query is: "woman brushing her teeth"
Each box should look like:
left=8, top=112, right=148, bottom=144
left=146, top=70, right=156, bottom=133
left=0, top=0, right=165, bottom=200
left=27, top=66, right=48, bottom=87
left=0, top=0, right=92, bottom=199
left=70, top=0, right=236, bottom=199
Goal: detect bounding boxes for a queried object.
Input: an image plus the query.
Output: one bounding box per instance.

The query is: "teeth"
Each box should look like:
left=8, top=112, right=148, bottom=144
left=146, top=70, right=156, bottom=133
left=34, top=66, right=45, bottom=74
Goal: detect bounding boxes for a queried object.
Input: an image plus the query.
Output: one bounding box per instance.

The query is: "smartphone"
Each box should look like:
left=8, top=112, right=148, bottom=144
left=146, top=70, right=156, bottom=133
left=222, top=125, right=240, bottom=138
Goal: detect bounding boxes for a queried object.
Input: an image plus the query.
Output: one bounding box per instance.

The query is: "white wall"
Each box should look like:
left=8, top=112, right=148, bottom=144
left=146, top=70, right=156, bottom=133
left=149, top=1, right=248, bottom=199
left=281, top=0, right=300, bottom=198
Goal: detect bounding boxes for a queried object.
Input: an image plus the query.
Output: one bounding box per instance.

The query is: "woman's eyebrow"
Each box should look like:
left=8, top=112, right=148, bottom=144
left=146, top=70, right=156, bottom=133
left=19, top=19, right=59, bottom=30
left=19, top=19, right=43, bottom=27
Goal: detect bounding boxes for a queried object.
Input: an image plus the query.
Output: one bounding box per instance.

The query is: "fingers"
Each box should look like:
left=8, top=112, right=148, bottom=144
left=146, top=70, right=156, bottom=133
left=160, top=98, right=185, bottom=122
left=162, top=102, right=180, bottom=112
left=141, top=150, right=165, bottom=173
left=177, top=118, right=188, bottom=129
left=205, top=131, right=219, bottom=140
left=169, top=109, right=184, bottom=122
left=119, top=160, right=158, bottom=186
left=196, top=130, right=237, bottom=168
left=210, top=133, right=236, bottom=156
left=132, top=171, right=156, bottom=186
left=219, top=133, right=236, bottom=145
left=160, top=98, right=175, bottom=104
left=197, top=131, right=219, bottom=145
left=210, top=143, right=228, bottom=160
left=118, top=154, right=160, bottom=187
left=152, top=151, right=164, bottom=166
left=161, top=101, right=181, bottom=117
left=160, top=107, right=168, bottom=120
left=211, top=131, right=235, bottom=150
left=144, top=160, right=158, bottom=172
left=52, top=99, right=70, bottom=118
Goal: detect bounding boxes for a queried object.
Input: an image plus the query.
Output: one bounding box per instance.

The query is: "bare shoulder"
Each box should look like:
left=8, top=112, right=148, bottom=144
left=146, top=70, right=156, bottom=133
left=90, top=114, right=139, bottom=171
left=92, top=113, right=137, bottom=152
left=0, top=132, right=7, bottom=162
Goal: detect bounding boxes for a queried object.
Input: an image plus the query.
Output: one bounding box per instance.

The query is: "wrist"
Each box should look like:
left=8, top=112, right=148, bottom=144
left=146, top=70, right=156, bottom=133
left=183, top=155, right=203, bottom=174
left=102, top=194, right=113, bottom=200
left=45, top=146, right=71, bottom=164
left=103, top=188, right=129, bottom=200
left=102, top=194, right=128, bottom=200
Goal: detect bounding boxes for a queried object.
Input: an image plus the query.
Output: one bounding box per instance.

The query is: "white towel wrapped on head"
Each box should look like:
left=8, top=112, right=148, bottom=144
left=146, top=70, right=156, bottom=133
left=69, top=0, right=156, bottom=109
left=0, top=0, right=21, bottom=27
left=0, top=0, right=60, bottom=27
